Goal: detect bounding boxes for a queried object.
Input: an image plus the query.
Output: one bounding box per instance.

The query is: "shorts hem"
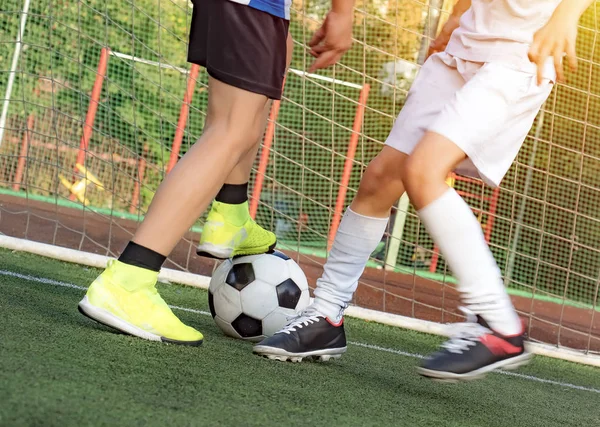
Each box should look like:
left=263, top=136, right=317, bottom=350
left=427, top=126, right=499, bottom=187
left=383, top=131, right=498, bottom=187
left=189, top=60, right=282, bottom=100
left=187, top=51, right=206, bottom=68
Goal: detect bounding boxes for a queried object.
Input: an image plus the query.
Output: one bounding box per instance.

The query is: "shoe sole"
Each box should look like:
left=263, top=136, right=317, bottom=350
left=417, top=351, right=533, bottom=383
left=253, top=345, right=347, bottom=363
left=196, top=240, right=277, bottom=260
left=78, top=296, right=203, bottom=346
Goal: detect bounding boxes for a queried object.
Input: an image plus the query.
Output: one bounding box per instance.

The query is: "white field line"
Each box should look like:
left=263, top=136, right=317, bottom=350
left=1, top=269, right=599, bottom=395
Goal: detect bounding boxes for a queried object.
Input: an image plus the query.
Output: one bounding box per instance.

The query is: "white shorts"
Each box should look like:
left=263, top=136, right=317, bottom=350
left=385, top=52, right=553, bottom=187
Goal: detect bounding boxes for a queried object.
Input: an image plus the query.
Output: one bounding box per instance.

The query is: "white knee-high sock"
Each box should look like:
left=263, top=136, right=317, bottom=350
left=417, top=188, right=521, bottom=335
left=313, top=208, right=389, bottom=323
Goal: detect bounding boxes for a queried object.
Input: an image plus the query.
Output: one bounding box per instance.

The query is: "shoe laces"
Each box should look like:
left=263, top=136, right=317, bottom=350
left=442, top=308, right=491, bottom=354
left=280, top=307, right=323, bottom=335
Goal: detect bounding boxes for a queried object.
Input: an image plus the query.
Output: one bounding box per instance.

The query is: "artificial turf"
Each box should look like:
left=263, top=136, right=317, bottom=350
left=1, top=249, right=599, bottom=427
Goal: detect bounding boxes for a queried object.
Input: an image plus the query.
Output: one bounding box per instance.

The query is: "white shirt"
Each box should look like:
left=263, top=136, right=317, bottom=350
left=446, top=0, right=562, bottom=79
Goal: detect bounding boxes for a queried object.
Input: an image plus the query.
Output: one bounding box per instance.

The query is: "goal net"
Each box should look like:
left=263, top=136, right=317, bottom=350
left=1, top=0, right=599, bottom=363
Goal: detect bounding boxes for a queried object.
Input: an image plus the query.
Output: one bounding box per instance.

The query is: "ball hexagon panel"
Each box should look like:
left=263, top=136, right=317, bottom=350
left=239, top=280, right=280, bottom=320
left=213, top=282, right=242, bottom=323
left=231, top=313, right=263, bottom=340
left=276, top=279, right=302, bottom=309
left=250, top=254, right=289, bottom=286
left=209, top=259, right=232, bottom=293
left=286, top=258, right=309, bottom=292
left=208, top=291, right=216, bottom=318
left=225, top=262, right=255, bottom=291
left=214, top=315, right=242, bottom=339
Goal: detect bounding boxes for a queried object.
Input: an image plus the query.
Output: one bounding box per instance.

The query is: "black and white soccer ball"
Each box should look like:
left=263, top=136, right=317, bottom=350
left=208, top=251, right=310, bottom=342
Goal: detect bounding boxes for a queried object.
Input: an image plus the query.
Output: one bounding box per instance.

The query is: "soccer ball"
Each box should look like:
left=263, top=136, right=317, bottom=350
left=208, top=251, right=310, bottom=342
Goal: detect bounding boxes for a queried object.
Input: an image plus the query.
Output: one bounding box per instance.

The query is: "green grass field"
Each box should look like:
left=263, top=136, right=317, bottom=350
left=1, top=249, right=600, bottom=427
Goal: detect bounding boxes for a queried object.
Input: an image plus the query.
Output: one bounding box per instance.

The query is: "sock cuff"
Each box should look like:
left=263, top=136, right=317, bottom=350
left=416, top=188, right=458, bottom=218
left=315, top=207, right=389, bottom=315
left=118, top=241, right=166, bottom=272
left=333, top=207, right=389, bottom=254
left=340, top=207, right=389, bottom=237
left=215, top=183, right=249, bottom=204
left=346, top=207, right=389, bottom=223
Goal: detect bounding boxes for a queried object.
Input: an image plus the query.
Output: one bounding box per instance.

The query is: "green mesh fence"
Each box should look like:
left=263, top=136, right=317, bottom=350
left=1, top=0, right=599, bottom=353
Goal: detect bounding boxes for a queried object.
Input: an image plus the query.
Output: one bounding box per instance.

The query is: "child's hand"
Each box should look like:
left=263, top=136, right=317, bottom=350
left=308, top=10, right=353, bottom=72
left=528, top=8, right=579, bottom=84
left=427, top=15, right=460, bottom=59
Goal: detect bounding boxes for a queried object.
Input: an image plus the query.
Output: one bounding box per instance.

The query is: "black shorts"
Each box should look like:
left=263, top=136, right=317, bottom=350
left=187, top=0, right=289, bottom=100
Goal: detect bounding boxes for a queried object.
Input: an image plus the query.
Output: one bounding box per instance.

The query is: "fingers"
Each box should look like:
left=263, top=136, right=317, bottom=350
left=529, top=20, right=580, bottom=85
left=536, top=55, right=546, bottom=85
left=554, top=44, right=564, bottom=83
left=426, top=45, right=440, bottom=61
left=310, top=44, right=328, bottom=55
left=428, top=42, right=439, bottom=57
left=528, top=39, right=541, bottom=66
left=537, top=64, right=544, bottom=86
left=426, top=47, right=435, bottom=61
left=308, top=26, right=325, bottom=48
left=566, top=41, right=578, bottom=72
left=309, top=43, right=328, bottom=59
left=536, top=44, right=552, bottom=85
left=528, top=31, right=550, bottom=82
left=309, top=50, right=339, bottom=73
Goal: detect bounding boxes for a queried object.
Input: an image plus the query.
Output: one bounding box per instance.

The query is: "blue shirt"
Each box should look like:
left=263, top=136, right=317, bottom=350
left=230, top=0, right=290, bottom=20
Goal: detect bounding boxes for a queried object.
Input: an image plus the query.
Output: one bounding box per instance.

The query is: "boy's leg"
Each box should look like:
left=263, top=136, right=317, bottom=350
left=406, top=133, right=530, bottom=380
left=133, top=0, right=288, bottom=254
left=403, top=62, right=553, bottom=380
left=199, top=33, right=295, bottom=259
left=196, top=102, right=277, bottom=259
left=403, top=132, right=521, bottom=329
left=312, top=147, right=407, bottom=319
left=133, top=79, right=271, bottom=254
left=253, top=53, right=462, bottom=361
left=78, top=0, right=289, bottom=344
left=78, top=78, right=270, bottom=345
left=253, top=147, right=406, bottom=361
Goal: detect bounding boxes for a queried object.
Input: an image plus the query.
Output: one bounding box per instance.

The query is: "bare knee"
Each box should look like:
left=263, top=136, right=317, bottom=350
left=358, top=157, right=395, bottom=199
left=401, top=155, right=429, bottom=190
left=353, top=150, right=405, bottom=216
left=203, top=119, right=263, bottom=159
left=402, top=154, right=446, bottom=192
left=401, top=153, right=454, bottom=209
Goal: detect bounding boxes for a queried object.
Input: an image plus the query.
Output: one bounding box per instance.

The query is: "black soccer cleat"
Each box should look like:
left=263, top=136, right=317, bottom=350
left=418, top=309, right=532, bottom=382
left=253, top=307, right=347, bottom=362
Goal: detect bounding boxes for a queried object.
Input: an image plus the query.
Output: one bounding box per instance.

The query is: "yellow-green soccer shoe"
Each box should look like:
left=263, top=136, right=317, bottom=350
left=197, top=201, right=277, bottom=259
left=78, top=260, right=203, bottom=345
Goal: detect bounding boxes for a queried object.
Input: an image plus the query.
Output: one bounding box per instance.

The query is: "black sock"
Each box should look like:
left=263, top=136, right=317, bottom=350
left=118, top=241, right=166, bottom=272
left=215, top=183, right=248, bottom=204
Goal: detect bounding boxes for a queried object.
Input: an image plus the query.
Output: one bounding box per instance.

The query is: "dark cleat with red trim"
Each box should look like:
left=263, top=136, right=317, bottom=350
left=253, top=307, right=347, bottom=362
left=418, top=308, right=532, bottom=382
